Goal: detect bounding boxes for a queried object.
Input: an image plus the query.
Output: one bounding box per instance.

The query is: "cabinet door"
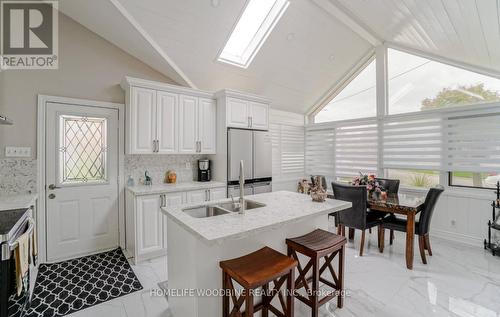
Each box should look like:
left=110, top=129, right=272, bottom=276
left=162, top=192, right=184, bottom=249
left=227, top=98, right=249, bottom=128
left=157, top=91, right=178, bottom=153
left=136, top=195, right=163, bottom=256
left=178, top=95, right=199, bottom=153
left=249, top=101, right=269, bottom=130
left=209, top=187, right=226, bottom=201
left=186, top=189, right=207, bottom=204
left=198, top=98, right=216, bottom=154
left=130, top=87, right=156, bottom=154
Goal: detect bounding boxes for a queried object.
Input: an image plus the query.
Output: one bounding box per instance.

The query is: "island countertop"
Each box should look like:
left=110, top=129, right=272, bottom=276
left=162, top=191, right=351, bottom=243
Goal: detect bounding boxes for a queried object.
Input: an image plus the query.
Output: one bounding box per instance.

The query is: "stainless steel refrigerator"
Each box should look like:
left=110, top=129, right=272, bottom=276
left=227, top=128, right=272, bottom=197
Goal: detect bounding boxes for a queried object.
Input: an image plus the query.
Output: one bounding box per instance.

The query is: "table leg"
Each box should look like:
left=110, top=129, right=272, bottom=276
left=406, top=211, right=415, bottom=270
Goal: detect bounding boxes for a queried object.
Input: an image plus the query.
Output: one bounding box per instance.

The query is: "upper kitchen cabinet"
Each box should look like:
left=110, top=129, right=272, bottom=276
left=121, top=77, right=216, bottom=155
left=129, top=87, right=157, bottom=154
left=178, top=96, right=217, bottom=154
left=216, top=90, right=270, bottom=130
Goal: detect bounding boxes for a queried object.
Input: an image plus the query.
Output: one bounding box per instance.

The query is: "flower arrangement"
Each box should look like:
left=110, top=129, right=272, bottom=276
left=352, top=173, right=384, bottom=195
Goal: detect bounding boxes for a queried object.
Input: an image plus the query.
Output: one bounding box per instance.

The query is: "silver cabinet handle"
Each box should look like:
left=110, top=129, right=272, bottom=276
left=199, top=141, right=202, bottom=153
left=156, top=140, right=159, bottom=153
left=160, top=194, right=166, bottom=207
left=153, top=140, right=157, bottom=152
left=250, top=117, right=253, bottom=127
left=248, top=116, right=251, bottom=128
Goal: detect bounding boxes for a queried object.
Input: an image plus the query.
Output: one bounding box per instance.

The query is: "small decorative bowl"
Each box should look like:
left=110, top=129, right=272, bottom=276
left=311, top=191, right=327, bottom=202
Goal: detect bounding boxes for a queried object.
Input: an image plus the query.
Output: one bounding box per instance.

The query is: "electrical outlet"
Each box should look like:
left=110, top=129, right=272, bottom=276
left=185, top=162, right=191, bottom=169
left=5, top=146, right=31, bottom=157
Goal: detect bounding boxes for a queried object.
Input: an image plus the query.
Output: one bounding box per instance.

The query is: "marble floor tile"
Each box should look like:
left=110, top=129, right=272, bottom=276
left=68, top=231, right=500, bottom=317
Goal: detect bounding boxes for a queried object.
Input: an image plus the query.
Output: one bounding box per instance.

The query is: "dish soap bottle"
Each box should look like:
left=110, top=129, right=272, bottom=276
left=127, top=175, right=135, bottom=187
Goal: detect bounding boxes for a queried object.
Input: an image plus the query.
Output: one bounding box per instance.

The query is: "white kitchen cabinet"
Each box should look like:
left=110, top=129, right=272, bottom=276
left=136, top=195, right=163, bottom=256
left=179, top=97, right=217, bottom=154
left=226, top=97, right=269, bottom=130
left=186, top=189, right=207, bottom=204
left=227, top=98, right=250, bottom=128
left=178, top=95, right=199, bottom=154
left=122, top=77, right=217, bottom=155
left=157, top=91, right=178, bottom=153
left=130, top=87, right=157, bottom=154
left=162, top=192, right=184, bottom=249
left=248, top=101, right=269, bottom=130
left=199, top=98, right=217, bottom=154
left=126, top=185, right=227, bottom=263
left=209, top=187, right=227, bottom=201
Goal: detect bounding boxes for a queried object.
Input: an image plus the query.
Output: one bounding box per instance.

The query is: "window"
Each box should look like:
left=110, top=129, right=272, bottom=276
left=58, top=115, right=108, bottom=185
left=218, top=0, right=289, bottom=68
left=446, top=113, right=500, bottom=189
left=314, top=59, right=377, bottom=123
left=388, top=49, right=500, bottom=115
left=305, top=120, right=378, bottom=185
left=387, top=169, right=440, bottom=188
left=449, top=172, right=499, bottom=189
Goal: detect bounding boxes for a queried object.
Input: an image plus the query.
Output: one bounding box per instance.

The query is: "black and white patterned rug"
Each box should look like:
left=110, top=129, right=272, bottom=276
left=21, top=248, right=142, bottom=317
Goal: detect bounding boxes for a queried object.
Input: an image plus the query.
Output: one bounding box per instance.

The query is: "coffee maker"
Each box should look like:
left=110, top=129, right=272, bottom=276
left=198, top=159, right=211, bottom=182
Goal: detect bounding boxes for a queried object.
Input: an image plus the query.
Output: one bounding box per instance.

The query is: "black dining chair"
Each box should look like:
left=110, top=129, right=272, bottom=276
left=374, top=178, right=400, bottom=242
left=310, top=175, right=328, bottom=191
left=379, top=187, right=444, bottom=264
left=375, top=178, right=400, bottom=194
left=332, top=182, right=383, bottom=256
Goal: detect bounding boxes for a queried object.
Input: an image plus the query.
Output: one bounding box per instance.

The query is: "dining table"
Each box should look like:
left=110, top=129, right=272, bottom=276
left=368, top=192, right=427, bottom=269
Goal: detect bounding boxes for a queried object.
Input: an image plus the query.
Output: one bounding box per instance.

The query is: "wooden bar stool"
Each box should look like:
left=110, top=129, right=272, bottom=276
left=286, top=229, right=347, bottom=317
left=220, top=247, right=297, bottom=317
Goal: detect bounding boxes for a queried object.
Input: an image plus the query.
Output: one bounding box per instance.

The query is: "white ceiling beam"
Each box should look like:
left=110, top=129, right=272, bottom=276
left=109, top=0, right=197, bottom=88
left=312, top=0, right=381, bottom=46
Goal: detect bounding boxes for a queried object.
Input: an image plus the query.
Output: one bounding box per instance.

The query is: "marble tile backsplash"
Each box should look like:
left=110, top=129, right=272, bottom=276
left=125, top=155, right=204, bottom=185
left=0, top=155, right=204, bottom=195
left=0, top=159, right=37, bottom=196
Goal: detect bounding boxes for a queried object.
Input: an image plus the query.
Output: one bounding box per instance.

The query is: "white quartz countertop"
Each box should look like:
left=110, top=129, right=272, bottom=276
left=162, top=191, right=351, bottom=243
left=0, top=193, right=38, bottom=211
left=127, top=181, right=226, bottom=196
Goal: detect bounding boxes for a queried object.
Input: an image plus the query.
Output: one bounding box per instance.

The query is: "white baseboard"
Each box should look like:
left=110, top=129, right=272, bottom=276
left=431, top=229, right=484, bottom=248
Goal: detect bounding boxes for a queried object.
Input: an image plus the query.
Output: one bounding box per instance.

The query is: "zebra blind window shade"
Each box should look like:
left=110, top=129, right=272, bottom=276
left=335, top=121, right=378, bottom=177
left=305, top=127, right=335, bottom=180
left=305, top=120, right=378, bottom=181
left=383, top=116, right=443, bottom=170
left=445, top=113, right=500, bottom=173
left=270, top=124, right=305, bottom=180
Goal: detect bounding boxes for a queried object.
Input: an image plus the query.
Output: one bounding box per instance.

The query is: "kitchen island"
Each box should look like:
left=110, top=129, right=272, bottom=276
left=162, top=191, right=351, bottom=317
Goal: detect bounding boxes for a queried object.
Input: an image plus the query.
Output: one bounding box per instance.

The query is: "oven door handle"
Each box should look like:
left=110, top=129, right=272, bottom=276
left=9, top=218, right=35, bottom=251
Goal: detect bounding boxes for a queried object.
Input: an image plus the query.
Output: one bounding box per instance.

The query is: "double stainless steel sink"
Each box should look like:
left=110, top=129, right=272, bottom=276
left=182, top=200, right=266, bottom=218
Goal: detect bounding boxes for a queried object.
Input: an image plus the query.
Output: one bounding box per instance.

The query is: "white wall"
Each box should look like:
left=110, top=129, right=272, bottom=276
left=0, top=13, right=177, bottom=159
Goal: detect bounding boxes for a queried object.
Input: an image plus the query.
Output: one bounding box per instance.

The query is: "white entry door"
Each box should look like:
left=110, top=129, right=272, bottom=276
left=45, top=102, right=119, bottom=261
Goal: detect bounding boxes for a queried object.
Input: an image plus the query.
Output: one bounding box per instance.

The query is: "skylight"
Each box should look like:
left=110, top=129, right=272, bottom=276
left=218, top=0, right=289, bottom=68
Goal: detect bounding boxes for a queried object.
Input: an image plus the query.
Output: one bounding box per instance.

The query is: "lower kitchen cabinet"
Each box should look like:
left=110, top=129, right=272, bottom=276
left=126, top=186, right=226, bottom=263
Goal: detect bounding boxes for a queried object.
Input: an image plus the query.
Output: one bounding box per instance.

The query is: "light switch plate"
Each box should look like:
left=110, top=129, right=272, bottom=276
left=5, top=146, right=31, bottom=157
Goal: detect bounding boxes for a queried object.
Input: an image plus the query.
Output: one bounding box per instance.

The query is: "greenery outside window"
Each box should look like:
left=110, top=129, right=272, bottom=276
left=449, top=172, right=499, bottom=189
left=388, top=49, right=500, bottom=115
left=386, top=169, right=440, bottom=188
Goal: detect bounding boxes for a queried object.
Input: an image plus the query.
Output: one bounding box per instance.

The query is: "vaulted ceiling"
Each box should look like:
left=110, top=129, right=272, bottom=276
left=337, top=0, right=500, bottom=74
left=59, top=0, right=372, bottom=114
left=59, top=0, right=500, bottom=115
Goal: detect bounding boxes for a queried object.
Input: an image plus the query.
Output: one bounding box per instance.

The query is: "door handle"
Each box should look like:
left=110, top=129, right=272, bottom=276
left=48, top=184, right=60, bottom=190
left=48, top=193, right=56, bottom=199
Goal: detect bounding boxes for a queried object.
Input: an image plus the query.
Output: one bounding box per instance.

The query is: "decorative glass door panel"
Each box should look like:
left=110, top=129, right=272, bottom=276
left=58, top=115, right=108, bottom=185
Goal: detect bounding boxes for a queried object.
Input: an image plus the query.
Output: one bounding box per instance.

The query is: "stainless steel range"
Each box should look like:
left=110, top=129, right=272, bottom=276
left=0, top=207, right=34, bottom=317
